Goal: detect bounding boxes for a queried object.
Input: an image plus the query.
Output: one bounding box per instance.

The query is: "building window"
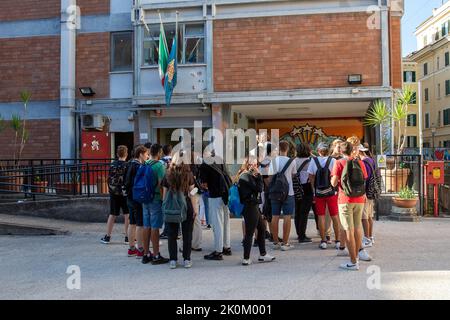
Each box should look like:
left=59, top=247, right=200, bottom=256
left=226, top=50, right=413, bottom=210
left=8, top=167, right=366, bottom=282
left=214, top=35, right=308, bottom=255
left=142, top=23, right=205, bottom=66
left=446, top=80, right=450, bottom=95
left=111, top=32, right=133, bottom=72
left=407, top=114, right=417, bottom=127
left=403, top=71, right=416, bottom=83
left=411, top=92, right=417, bottom=104
left=446, top=52, right=450, bottom=66
left=424, top=63, right=428, bottom=76
left=444, top=108, right=450, bottom=126
left=423, top=142, right=431, bottom=148
left=406, top=136, right=418, bottom=148
left=425, top=113, right=430, bottom=129
left=438, top=83, right=441, bottom=98
left=425, top=88, right=429, bottom=101
left=442, top=21, right=449, bottom=37
left=437, top=56, right=440, bottom=70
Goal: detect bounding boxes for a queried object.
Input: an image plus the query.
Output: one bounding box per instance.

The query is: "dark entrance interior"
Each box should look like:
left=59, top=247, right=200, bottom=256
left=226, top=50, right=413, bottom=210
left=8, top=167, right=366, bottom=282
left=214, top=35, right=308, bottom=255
left=114, top=132, right=134, bottom=160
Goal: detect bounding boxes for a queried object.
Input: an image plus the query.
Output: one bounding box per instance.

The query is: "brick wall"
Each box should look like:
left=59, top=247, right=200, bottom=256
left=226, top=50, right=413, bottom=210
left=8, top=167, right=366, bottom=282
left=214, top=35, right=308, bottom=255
left=0, top=36, right=60, bottom=102
left=0, top=119, right=60, bottom=159
left=78, top=0, right=110, bottom=16
left=389, top=15, right=402, bottom=89
left=0, top=0, right=60, bottom=22
left=76, top=32, right=110, bottom=99
left=213, top=13, right=382, bottom=92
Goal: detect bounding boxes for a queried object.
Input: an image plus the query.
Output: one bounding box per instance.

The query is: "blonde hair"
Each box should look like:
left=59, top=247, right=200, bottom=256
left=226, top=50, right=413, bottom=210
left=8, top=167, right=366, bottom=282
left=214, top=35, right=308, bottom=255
left=346, top=136, right=360, bottom=146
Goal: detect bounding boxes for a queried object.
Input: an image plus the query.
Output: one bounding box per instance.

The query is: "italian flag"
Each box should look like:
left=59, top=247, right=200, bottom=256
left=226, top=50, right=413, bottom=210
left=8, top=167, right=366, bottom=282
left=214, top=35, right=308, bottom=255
left=158, top=22, right=169, bottom=88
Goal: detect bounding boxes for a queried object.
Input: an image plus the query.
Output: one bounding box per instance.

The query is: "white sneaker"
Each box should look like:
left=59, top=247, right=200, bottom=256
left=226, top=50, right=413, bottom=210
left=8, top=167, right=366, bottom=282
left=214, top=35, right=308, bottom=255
left=319, top=241, right=327, bottom=250
left=184, top=260, right=192, bottom=269
left=242, top=259, right=252, bottom=266
left=169, top=260, right=177, bottom=269
left=281, top=243, right=292, bottom=251
left=362, top=237, right=373, bottom=248
left=370, top=237, right=375, bottom=245
left=273, top=243, right=281, bottom=250
left=337, top=247, right=349, bottom=256
left=258, top=254, right=276, bottom=263
left=339, top=261, right=360, bottom=271
left=358, top=249, right=372, bottom=262
left=335, top=241, right=341, bottom=250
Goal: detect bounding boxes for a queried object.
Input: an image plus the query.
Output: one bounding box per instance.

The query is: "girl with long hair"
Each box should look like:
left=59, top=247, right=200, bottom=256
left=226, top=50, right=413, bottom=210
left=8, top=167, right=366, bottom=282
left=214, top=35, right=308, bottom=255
left=162, top=151, right=198, bottom=269
left=237, top=157, right=275, bottom=266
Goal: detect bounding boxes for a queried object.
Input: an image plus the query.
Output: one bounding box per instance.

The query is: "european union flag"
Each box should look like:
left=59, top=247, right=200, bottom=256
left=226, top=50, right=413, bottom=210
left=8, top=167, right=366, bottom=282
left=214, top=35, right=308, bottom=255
left=164, top=36, right=177, bottom=107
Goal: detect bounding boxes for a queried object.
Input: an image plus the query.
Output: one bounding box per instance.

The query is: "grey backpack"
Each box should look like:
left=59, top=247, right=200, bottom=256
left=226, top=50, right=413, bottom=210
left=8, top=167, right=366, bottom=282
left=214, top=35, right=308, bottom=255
left=162, top=189, right=188, bottom=223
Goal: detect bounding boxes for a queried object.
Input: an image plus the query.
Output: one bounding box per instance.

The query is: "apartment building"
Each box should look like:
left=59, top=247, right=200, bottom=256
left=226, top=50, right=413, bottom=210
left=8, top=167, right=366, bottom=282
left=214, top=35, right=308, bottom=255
left=410, top=0, right=450, bottom=148
left=399, top=58, right=419, bottom=148
left=0, top=0, right=404, bottom=160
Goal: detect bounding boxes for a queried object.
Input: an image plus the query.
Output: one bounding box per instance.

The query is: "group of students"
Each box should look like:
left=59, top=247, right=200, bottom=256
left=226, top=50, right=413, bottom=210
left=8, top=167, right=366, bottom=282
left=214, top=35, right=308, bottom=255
left=100, top=135, right=380, bottom=271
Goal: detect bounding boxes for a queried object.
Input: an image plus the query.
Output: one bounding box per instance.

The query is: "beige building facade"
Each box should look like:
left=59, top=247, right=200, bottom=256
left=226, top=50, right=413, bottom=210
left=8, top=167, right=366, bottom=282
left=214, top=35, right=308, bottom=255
left=410, top=1, right=450, bottom=148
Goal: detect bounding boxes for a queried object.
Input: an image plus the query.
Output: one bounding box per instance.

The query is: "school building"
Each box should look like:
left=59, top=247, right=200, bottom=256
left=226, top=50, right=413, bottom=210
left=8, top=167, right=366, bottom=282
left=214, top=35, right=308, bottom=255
left=0, top=0, right=404, bottom=160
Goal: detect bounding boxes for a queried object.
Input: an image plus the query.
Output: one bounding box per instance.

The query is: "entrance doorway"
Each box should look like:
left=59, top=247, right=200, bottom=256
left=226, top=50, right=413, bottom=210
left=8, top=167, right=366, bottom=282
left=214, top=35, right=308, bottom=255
left=113, top=132, right=134, bottom=160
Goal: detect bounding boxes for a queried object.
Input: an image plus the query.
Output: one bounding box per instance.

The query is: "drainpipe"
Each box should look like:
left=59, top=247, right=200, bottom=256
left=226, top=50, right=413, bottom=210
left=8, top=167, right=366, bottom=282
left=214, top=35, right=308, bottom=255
left=60, top=0, right=77, bottom=160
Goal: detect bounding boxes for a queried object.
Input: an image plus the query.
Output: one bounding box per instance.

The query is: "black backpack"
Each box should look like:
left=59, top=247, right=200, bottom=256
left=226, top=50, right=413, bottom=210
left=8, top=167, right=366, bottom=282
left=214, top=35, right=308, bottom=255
left=313, top=157, right=335, bottom=198
left=293, top=158, right=310, bottom=201
left=268, top=158, right=294, bottom=202
left=108, top=160, right=128, bottom=196
left=208, top=164, right=232, bottom=205
left=364, top=158, right=382, bottom=200
left=341, top=159, right=366, bottom=197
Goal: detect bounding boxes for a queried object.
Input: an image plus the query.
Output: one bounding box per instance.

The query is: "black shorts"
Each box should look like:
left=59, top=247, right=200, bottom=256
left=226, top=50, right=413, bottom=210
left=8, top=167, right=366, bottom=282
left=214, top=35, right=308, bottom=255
left=127, top=198, right=143, bottom=227
left=110, top=195, right=129, bottom=216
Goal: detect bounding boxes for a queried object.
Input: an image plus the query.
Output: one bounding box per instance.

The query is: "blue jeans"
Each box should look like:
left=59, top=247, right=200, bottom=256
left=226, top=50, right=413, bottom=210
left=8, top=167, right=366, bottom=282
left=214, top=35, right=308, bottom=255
left=271, top=195, right=295, bottom=216
left=142, top=200, right=163, bottom=229
left=202, top=193, right=210, bottom=224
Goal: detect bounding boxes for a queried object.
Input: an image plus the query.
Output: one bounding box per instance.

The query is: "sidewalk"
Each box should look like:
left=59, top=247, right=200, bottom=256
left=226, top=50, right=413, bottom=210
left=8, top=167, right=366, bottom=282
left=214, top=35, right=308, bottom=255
left=1, top=214, right=449, bottom=300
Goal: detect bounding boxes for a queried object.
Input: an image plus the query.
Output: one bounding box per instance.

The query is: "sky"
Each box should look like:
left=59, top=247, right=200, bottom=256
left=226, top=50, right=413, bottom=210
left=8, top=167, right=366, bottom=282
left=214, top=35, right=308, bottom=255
left=402, top=0, right=449, bottom=56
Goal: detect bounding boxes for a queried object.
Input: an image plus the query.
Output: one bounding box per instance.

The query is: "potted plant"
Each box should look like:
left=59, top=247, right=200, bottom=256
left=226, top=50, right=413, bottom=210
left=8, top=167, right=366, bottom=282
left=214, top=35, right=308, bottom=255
left=393, top=186, right=419, bottom=209
left=31, top=176, right=48, bottom=194
left=364, top=87, right=414, bottom=192
left=0, top=91, right=31, bottom=192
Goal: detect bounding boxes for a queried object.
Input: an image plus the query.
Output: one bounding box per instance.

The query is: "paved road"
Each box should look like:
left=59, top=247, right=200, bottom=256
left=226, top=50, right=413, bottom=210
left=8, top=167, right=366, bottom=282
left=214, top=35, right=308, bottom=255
left=1, top=214, right=449, bottom=300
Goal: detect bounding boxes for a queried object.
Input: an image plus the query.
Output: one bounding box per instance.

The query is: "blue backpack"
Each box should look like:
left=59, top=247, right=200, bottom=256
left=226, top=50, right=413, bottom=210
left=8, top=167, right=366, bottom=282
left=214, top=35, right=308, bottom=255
left=132, top=161, right=157, bottom=204
left=228, top=184, right=244, bottom=218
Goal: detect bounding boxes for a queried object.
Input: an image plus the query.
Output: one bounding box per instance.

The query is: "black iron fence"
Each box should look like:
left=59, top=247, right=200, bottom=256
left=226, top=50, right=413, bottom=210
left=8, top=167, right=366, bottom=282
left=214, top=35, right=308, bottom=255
left=0, top=159, right=113, bottom=200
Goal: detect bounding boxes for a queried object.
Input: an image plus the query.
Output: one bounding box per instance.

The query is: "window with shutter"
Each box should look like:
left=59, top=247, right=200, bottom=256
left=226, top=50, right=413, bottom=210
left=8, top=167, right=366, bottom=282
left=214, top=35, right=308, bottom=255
left=446, top=52, right=450, bottom=66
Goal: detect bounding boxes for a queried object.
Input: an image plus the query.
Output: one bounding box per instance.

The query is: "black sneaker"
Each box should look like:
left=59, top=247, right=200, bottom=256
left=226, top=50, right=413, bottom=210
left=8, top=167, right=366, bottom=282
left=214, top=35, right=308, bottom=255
left=159, top=232, right=168, bottom=240
left=206, top=224, right=212, bottom=229
left=222, top=247, right=232, bottom=256
left=142, top=254, right=153, bottom=264
left=265, top=231, right=271, bottom=240
left=151, top=254, right=169, bottom=265
left=100, top=235, right=110, bottom=244
left=192, top=247, right=202, bottom=252
left=204, top=251, right=223, bottom=260
left=298, top=237, right=313, bottom=244
left=124, top=236, right=129, bottom=244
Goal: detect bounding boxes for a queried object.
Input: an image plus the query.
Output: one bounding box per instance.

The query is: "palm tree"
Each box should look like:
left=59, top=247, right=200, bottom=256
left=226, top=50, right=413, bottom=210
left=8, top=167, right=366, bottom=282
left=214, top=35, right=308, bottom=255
left=394, top=86, right=415, bottom=154
left=364, top=99, right=390, bottom=154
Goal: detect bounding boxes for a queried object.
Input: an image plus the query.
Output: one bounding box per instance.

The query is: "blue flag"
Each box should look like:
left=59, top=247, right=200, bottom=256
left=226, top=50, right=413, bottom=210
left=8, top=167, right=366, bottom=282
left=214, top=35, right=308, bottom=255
left=164, top=36, right=177, bottom=106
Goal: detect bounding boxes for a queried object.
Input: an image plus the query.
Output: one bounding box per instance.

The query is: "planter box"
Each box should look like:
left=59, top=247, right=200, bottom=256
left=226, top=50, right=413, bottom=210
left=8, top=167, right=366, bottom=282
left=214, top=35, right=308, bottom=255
left=31, top=181, right=48, bottom=194
left=392, top=197, right=419, bottom=208
left=382, top=168, right=410, bottom=193
left=55, top=182, right=81, bottom=195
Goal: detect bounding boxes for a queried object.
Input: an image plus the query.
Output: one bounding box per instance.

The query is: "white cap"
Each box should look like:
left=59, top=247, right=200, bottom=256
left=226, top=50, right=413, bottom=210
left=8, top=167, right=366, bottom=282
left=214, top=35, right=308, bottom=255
left=358, top=144, right=369, bottom=152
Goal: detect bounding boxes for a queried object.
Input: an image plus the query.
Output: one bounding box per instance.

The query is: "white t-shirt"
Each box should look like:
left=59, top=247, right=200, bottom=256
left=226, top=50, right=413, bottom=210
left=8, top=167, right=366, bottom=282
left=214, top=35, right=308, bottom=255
left=307, top=156, right=336, bottom=176
left=270, top=156, right=297, bottom=196
left=295, top=158, right=311, bottom=184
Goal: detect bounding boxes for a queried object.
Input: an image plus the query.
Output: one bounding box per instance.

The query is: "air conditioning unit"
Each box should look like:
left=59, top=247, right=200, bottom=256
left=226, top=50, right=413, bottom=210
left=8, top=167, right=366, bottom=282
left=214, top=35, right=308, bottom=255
left=82, top=114, right=105, bottom=130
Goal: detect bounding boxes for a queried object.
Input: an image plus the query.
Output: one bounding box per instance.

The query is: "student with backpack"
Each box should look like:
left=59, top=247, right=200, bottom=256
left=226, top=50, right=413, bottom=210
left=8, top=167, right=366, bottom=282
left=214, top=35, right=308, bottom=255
left=269, top=141, right=297, bottom=251
left=331, top=141, right=371, bottom=271
left=199, top=151, right=233, bottom=261
left=359, top=144, right=380, bottom=248
left=307, top=142, right=340, bottom=250
left=124, top=145, right=148, bottom=258
left=101, top=145, right=130, bottom=244
left=141, top=144, right=169, bottom=265
left=293, top=143, right=313, bottom=244
left=237, top=157, right=276, bottom=266
left=159, top=144, right=173, bottom=240
left=162, top=151, right=198, bottom=269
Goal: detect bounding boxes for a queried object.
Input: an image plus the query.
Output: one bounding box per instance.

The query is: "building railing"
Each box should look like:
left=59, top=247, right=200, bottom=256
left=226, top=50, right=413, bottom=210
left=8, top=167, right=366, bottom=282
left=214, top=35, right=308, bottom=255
left=0, top=159, right=113, bottom=200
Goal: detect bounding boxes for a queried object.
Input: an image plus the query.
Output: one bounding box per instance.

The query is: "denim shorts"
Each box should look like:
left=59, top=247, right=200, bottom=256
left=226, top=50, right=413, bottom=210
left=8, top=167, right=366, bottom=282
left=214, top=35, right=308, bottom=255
left=271, top=195, right=295, bottom=216
left=143, top=200, right=163, bottom=229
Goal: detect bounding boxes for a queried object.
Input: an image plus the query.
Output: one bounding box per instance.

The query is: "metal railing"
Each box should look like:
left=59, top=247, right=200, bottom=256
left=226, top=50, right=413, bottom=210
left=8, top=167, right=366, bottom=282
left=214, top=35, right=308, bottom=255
left=0, top=159, right=113, bottom=200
